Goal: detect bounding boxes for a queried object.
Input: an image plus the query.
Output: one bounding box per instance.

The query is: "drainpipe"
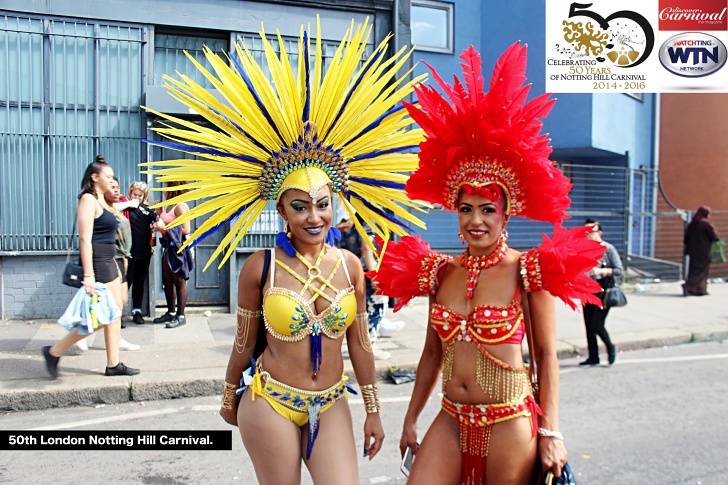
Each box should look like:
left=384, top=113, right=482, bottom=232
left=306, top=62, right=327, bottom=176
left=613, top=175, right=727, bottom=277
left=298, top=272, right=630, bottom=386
left=623, top=150, right=631, bottom=281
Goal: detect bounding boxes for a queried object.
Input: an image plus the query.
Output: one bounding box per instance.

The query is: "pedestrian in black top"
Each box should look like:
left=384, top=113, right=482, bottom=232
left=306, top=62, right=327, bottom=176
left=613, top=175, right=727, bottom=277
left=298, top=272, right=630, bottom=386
left=580, top=219, right=624, bottom=366
left=124, top=181, right=158, bottom=324
left=42, top=159, right=140, bottom=377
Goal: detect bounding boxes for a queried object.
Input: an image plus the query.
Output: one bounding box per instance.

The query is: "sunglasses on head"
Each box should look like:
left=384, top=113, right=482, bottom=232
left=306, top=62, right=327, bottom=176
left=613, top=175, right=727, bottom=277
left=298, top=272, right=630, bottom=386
left=131, top=181, right=148, bottom=189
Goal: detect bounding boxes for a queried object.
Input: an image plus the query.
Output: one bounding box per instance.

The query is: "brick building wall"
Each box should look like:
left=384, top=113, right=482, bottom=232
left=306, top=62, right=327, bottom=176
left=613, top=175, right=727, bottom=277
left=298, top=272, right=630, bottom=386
left=657, top=93, right=728, bottom=276
left=659, top=94, right=728, bottom=211
left=0, top=256, right=76, bottom=320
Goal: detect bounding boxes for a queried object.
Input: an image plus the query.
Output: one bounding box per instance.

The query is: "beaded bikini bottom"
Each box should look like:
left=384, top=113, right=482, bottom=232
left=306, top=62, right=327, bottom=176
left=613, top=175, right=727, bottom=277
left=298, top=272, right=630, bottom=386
left=442, top=394, right=541, bottom=485
left=440, top=343, right=541, bottom=485
left=240, top=357, right=357, bottom=459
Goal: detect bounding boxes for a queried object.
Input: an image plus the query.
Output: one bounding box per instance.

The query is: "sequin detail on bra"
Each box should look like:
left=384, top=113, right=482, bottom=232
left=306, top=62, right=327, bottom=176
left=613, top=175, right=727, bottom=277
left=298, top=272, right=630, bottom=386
left=262, top=247, right=357, bottom=342
left=263, top=286, right=356, bottom=341
left=429, top=298, right=524, bottom=345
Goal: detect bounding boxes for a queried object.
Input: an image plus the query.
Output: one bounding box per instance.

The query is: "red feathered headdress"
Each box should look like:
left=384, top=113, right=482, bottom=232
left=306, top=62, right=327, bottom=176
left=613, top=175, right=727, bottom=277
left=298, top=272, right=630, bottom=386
left=403, top=43, right=571, bottom=224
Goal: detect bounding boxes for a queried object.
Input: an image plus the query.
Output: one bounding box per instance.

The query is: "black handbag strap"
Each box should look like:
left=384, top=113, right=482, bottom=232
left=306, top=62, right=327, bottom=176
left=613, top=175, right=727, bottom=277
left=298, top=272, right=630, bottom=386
left=520, top=290, right=539, bottom=399
left=66, top=210, right=78, bottom=264
left=252, top=249, right=272, bottom=359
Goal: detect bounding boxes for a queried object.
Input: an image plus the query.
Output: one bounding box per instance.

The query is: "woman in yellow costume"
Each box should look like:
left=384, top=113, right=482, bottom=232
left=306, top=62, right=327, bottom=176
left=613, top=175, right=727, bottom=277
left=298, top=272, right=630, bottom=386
left=143, top=19, right=426, bottom=484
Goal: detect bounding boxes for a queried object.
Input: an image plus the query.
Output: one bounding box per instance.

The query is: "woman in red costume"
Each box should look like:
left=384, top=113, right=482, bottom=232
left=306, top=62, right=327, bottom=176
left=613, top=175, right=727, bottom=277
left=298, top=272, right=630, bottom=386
left=368, top=43, right=605, bottom=485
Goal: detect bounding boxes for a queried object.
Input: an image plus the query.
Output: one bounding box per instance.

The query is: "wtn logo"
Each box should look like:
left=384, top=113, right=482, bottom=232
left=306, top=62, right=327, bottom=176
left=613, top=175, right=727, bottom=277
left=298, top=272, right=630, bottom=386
left=659, top=32, right=727, bottom=77
left=667, top=46, right=720, bottom=64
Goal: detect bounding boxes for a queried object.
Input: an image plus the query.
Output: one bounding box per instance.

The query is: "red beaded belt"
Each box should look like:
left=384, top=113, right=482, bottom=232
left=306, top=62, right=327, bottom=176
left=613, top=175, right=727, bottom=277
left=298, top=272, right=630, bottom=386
left=441, top=394, right=542, bottom=485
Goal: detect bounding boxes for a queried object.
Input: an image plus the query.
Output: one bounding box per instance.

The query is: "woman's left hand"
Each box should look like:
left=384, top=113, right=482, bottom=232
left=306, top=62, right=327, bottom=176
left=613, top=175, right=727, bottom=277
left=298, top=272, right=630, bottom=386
left=538, top=436, right=568, bottom=477
left=362, top=413, right=385, bottom=460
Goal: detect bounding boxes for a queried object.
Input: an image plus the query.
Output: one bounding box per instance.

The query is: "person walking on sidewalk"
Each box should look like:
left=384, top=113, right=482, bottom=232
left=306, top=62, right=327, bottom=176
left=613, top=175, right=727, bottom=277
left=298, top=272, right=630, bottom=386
left=368, top=44, right=603, bottom=485
left=42, top=159, right=140, bottom=378
left=580, top=219, right=623, bottom=367
left=152, top=181, right=191, bottom=329
left=142, top=19, right=428, bottom=484
left=105, top=177, right=140, bottom=351
left=683, top=206, right=720, bottom=296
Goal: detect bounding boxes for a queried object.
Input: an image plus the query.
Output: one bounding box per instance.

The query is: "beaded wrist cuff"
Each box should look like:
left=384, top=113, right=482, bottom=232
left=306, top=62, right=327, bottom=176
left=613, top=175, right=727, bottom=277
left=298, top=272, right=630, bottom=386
left=538, top=428, right=564, bottom=441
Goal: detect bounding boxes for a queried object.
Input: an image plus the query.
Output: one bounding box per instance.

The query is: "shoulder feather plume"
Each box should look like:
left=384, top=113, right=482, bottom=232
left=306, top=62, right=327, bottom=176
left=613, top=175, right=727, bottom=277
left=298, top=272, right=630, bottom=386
left=520, top=225, right=606, bottom=310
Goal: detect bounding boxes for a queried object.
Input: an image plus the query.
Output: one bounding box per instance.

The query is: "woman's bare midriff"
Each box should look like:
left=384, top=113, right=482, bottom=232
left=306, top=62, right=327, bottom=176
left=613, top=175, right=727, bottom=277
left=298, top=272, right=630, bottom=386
left=443, top=340, right=526, bottom=404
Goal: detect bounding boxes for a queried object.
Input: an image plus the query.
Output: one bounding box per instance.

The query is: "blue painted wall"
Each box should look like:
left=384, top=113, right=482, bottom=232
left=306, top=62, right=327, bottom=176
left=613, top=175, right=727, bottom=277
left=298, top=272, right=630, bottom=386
left=592, top=93, right=655, bottom=168
left=411, top=0, right=481, bottom=81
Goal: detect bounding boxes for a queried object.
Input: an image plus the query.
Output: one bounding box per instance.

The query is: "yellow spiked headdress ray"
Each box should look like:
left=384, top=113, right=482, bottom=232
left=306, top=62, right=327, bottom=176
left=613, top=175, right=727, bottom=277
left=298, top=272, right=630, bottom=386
left=143, top=17, right=428, bottom=269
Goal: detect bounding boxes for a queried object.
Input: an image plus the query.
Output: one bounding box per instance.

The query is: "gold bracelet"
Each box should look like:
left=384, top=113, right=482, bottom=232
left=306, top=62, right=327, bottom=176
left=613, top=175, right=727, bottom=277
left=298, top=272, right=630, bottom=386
left=360, top=383, right=380, bottom=414
left=220, top=381, right=239, bottom=410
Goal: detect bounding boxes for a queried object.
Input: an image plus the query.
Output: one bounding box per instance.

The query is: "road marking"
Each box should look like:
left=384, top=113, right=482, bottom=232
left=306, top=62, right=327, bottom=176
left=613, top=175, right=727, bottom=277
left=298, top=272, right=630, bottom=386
left=613, top=353, right=728, bottom=365
left=349, top=396, right=416, bottom=406
left=29, top=408, right=178, bottom=430
left=188, top=396, right=419, bottom=412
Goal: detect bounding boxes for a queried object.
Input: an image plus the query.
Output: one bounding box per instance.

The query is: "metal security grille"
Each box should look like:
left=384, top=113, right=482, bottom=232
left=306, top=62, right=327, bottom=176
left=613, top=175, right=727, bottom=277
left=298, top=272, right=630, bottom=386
left=0, top=14, right=144, bottom=251
left=416, top=163, right=728, bottom=282
left=154, top=33, right=228, bottom=89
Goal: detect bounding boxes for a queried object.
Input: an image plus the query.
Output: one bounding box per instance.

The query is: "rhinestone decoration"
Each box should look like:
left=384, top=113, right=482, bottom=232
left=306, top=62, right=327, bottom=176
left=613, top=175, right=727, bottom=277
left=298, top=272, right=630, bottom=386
left=258, top=121, right=348, bottom=200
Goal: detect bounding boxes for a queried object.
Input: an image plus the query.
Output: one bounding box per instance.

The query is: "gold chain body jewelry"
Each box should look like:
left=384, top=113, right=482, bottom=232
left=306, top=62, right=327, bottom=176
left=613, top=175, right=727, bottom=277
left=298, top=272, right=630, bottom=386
left=235, top=307, right=261, bottom=354
left=220, top=381, right=239, bottom=410
left=475, top=345, right=529, bottom=402
left=356, top=312, right=372, bottom=353
left=360, top=383, right=381, bottom=413
left=442, top=342, right=455, bottom=392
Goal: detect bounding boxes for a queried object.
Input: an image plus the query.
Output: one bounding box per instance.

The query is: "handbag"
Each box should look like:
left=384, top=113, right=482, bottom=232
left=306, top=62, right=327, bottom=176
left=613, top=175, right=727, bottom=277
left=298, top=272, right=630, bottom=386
left=62, top=260, right=84, bottom=288
left=62, top=216, right=84, bottom=288
left=523, top=294, right=577, bottom=485
left=711, top=238, right=726, bottom=264
left=602, top=285, right=627, bottom=308
left=533, top=459, right=578, bottom=485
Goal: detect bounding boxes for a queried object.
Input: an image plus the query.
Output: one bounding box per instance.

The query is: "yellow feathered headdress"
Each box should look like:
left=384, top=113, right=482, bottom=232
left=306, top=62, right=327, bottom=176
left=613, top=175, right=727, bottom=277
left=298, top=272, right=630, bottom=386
left=143, top=17, right=427, bottom=269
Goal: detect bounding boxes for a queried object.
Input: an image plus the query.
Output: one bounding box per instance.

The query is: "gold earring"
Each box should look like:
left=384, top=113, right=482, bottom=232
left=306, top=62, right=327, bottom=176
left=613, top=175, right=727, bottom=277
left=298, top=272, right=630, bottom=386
left=458, top=231, right=465, bottom=245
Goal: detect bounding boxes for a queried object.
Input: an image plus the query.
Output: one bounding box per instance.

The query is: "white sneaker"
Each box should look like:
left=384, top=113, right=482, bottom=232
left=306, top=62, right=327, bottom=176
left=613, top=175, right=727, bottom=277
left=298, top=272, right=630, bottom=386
left=75, top=338, right=89, bottom=352
left=119, top=338, right=140, bottom=351
left=379, top=318, right=405, bottom=335
left=372, top=346, right=391, bottom=360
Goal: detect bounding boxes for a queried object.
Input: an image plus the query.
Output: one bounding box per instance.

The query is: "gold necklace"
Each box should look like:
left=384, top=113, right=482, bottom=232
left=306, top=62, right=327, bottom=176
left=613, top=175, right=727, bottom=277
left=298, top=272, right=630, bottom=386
left=295, top=245, right=326, bottom=279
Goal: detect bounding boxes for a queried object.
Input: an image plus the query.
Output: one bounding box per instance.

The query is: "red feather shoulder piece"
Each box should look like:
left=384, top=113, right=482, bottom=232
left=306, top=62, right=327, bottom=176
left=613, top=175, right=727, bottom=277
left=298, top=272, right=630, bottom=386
left=365, top=236, right=452, bottom=312
left=519, top=225, right=606, bottom=310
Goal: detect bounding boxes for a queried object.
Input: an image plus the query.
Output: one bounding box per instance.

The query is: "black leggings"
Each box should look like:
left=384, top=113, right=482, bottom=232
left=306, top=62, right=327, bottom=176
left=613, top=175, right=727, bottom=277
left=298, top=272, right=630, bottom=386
left=126, top=258, right=151, bottom=311
left=583, top=301, right=613, bottom=361
left=161, top=250, right=188, bottom=316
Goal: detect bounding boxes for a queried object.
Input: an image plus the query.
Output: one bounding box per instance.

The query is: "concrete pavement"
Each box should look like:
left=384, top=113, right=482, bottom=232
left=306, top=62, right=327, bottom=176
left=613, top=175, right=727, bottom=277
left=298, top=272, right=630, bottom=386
left=1, top=281, right=726, bottom=412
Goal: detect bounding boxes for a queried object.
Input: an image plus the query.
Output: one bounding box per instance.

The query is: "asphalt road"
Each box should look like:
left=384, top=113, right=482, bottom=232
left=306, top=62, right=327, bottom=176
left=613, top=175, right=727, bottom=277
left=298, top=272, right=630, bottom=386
left=1, top=342, right=727, bottom=484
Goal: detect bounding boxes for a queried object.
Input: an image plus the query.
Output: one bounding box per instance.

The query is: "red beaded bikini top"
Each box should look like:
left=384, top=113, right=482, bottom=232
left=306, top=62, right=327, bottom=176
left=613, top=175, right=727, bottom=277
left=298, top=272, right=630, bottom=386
left=430, top=287, right=524, bottom=345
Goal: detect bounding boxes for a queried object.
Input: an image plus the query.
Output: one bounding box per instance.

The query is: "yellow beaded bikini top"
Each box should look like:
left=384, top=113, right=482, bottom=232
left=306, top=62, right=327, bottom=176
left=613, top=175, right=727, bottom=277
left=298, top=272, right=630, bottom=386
left=263, top=246, right=357, bottom=342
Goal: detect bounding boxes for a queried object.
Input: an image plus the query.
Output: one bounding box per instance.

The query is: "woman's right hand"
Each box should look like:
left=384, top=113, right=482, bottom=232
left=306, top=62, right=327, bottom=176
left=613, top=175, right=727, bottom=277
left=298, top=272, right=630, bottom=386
left=400, top=419, right=419, bottom=458
left=219, top=407, right=238, bottom=427
left=82, top=275, right=96, bottom=295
